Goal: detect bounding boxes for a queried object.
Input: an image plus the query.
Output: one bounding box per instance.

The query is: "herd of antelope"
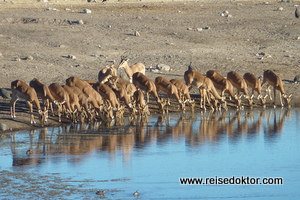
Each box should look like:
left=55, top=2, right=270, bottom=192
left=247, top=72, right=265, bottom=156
left=9, top=56, right=292, bottom=127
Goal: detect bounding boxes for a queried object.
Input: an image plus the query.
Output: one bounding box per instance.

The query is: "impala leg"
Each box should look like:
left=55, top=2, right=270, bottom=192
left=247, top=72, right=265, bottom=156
left=49, top=100, right=55, bottom=116
left=10, top=102, right=13, bottom=118
left=273, top=87, right=276, bottom=108
left=203, top=89, right=207, bottom=111
left=27, top=101, right=36, bottom=124
left=58, top=104, right=62, bottom=122
left=166, top=102, right=169, bottom=113
left=221, top=90, right=225, bottom=98
left=199, top=88, right=203, bottom=109
left=167, top=96, right=171, bottom=106
left=12, top=100, right=17, bottom=118
left=146, top=92, right=150, bottom=103
left=179, top=99, right=185, bottom=112
left=279, top=92, right=284, bottom=107
left=10, top=98, right=18, bottom=118
left=43, top=99, right=48, bottom=111
left=267, top=85, right=272, bottom=100
left=38, top=109, right=48, bottom=127
left=13, top=99, right=18, bottom=118
left=49, top=102, right=55, bottom=116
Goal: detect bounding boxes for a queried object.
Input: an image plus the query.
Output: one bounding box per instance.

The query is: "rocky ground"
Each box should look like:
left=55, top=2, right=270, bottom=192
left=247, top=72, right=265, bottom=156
left=0, top=0, right=299, bottom=133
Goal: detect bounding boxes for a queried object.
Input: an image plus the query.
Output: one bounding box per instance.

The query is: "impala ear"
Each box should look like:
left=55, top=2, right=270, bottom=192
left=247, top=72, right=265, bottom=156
left=289, top=94, right=293, bottom=98
left=38, top=109, right=47, bottom=115
left=143, top=105, right=148, bottom=110
left=118, top=105, right=125, bottom=111
left=106, top=104, right=111, bottom=110
left=257, top=94, right=262, bottom=100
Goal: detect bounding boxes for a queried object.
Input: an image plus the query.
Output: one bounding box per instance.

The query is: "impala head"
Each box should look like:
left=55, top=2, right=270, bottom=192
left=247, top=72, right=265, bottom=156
left=257, top=94, right=262, bottom=100
left=104, top=67, right=113, bottom=76
left=234, top=95, right=243, bottom=109
left=38, top=109, right=48, bottom=127
left=103, top=103, right=114, bottom=121
left=118, top=56, right=129, bottom=68
left=78, top=111, right=86, bottom=123
left=185, top=99, right=195, bottom=111
left=85, top=108, right=92, bottom=121
left=114, top=105, right=125, bottom=119
left=219, top=97, right=228, bottom=111
left=142, top=104, right=150, bottom=116
left=158, top=98, right=167, bottom=113
left=283, top=94, right=292, bottom=107
left=53, top=100, right=59, bottom=105
left=179, top=100, right=186, bottom=112
left=107, top=76, right=119, bottom=89
left=108, top=75, right=118, bottom=83
left=108, top=63, right=116, bottom=73
left=246, top=94, right=254, bottom=107
left=66, top=76, right=76, bottom=87
left=258, top=94, right=267, bottom=108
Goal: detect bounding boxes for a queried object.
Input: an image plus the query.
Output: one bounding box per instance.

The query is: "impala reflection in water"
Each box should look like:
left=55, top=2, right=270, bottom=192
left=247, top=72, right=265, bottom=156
left=1, top=108, right=299, bottom=200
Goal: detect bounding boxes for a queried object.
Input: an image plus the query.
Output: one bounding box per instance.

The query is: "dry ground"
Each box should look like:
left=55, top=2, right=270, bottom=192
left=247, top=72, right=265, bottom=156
left=0, top=0, right=299, bottom=132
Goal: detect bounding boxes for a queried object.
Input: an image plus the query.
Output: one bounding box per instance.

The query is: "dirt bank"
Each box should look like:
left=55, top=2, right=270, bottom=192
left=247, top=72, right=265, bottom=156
left=0, top=0, right=299, bottom=133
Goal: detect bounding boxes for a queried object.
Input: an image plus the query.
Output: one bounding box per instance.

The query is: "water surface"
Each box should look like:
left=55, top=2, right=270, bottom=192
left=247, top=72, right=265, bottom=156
left=0, top=108, right=299, bottom=199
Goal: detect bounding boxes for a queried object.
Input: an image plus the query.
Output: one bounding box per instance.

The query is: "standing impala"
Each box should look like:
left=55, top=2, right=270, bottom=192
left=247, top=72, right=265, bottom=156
left=48, top=83, right=72, bottom=122
left=132, top=72, right=159, bottom=103
left=227, top=71, right=253, bottom=107
left=261, top=70, right=292, bottom=107
left=118, top=56, right=146, bottom=83
left=107, top=76, right=136, bottom=112
left=133, top=90, right=150, bottom=117
left=243, top=72, right=268, bottom=107
left=243, top=73, right=262, bottom=98
left=170, top=79, right=195, bottom=111
left=66, top=76, right=102, bottom=113
left=62, top=85, right=89, bottom=123
left=206, top=70, right=242, bottom=109
left=155, top=76, right=185, bottom=112
left=29, top=78, right=57, bottom=115
left=132, top=72, right=165, bottom=112
left=93, top=82, right=124, bottom=120
left=10, top=80, right=48, bottom=126
left=184, top=66, right=227, bottom=110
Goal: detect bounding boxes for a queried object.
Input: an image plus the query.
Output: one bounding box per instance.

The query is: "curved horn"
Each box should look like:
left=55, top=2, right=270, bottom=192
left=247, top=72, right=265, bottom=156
left=121, top=50, right=132, bottom=60
left=188, top=62, right=193, bottom=71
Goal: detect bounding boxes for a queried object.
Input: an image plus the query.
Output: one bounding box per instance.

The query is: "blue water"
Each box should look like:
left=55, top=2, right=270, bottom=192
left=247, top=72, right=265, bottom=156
left=0, top=108, right=299, bottom=199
